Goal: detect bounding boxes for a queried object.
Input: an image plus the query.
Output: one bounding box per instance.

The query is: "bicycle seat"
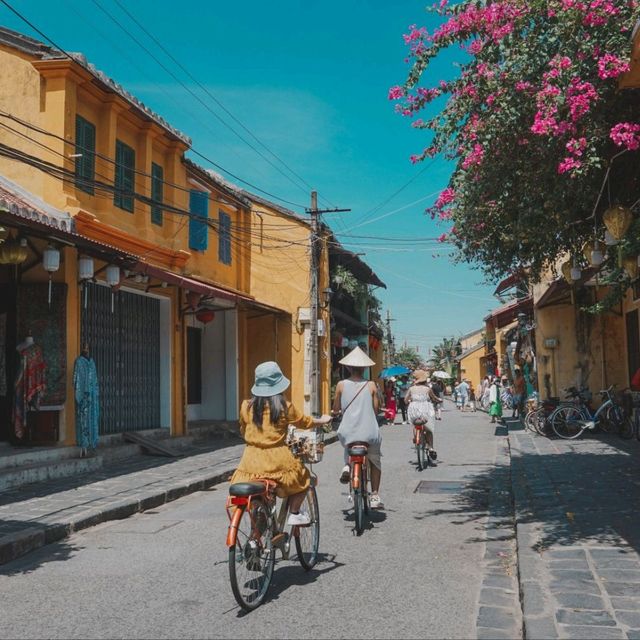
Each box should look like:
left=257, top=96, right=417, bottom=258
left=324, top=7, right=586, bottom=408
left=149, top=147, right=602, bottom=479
left=228, top=482, right=267, bottom=496
left=347, top=442, right=368, bottom=457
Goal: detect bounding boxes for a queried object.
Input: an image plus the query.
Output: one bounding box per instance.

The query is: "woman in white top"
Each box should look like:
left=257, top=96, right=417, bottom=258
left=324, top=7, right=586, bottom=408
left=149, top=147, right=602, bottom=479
left=332, top=346, right=384, bottom=509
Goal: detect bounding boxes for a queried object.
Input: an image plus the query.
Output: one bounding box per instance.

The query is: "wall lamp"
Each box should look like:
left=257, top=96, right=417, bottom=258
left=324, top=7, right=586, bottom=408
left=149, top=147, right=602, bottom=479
left=321, top=286, right=333, bottom=309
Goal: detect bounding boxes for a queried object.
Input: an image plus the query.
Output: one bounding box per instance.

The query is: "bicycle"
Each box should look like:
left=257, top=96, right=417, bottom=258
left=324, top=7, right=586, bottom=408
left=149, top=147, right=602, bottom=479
left=550, top=385, right=628, bottom=440
left=225, top=428, right=322, bottom=611
left=346, top=441, right=370, bottom=535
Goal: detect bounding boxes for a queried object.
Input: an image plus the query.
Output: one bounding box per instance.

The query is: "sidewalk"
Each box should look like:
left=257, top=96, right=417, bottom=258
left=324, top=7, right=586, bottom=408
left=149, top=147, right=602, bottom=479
left=0, top=432, right=337, bottom=566
left=509, top=422, right=640, bottom=639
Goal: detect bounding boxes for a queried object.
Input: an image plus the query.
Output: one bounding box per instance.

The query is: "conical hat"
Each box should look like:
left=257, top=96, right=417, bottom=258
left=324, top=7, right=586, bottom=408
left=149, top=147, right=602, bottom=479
left=339, top=345, right=375, bottom=367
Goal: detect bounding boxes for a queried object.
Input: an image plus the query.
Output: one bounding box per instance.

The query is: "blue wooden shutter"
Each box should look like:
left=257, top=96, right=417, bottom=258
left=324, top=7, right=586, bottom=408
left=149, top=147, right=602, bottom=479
left=151, top=163, right=163, bottom=225
left=218, top=211, right=232, bottom=265
left=114, top=140, right=135, bottom=212
left=75, top=115, right=95, bottom=195
left=189, top=190, right=208, bottom=251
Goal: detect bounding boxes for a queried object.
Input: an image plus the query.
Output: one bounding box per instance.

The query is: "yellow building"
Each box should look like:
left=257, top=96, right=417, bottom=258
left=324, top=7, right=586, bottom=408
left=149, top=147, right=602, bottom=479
left=456, top=328, right=485, bottom=391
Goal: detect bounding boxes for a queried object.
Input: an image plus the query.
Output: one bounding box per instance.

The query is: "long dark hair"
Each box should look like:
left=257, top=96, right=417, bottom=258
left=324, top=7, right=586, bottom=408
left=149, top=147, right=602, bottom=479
left=250, top=393, right=285, bottom=427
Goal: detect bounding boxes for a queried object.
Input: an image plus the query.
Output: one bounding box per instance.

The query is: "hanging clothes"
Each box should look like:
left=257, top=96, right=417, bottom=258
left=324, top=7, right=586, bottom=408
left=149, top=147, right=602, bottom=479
left=13, top=342, right=46, bottom=439
left=73, top=354, right=100, bottom=450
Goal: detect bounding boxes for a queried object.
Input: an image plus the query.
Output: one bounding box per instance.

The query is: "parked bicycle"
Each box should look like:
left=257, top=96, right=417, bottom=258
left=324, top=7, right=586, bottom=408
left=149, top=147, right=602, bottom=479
left=620, top=389, right=640, bottom=441
left=225, top=427, right=323, bottom=611
left=346, top=441, right=370, bottom=535
left=524, top=386, right=587, bottom=436
left=550, top=385, right=629, bottom=440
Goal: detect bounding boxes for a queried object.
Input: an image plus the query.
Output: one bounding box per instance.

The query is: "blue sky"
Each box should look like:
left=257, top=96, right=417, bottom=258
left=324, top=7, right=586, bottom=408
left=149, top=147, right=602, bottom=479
left=1, top=0, right=499, bottom=356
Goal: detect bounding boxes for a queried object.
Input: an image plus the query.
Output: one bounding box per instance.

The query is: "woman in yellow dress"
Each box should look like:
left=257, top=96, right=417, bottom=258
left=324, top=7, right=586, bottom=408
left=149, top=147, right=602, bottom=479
left=230, top=361, right=331, bottom=526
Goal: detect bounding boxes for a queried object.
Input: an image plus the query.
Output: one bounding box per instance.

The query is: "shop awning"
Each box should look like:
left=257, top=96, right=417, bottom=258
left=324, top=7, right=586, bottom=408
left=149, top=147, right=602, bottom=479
left=535, top=268, right=600, bottom=309
left=484, top=295, right=533, bottom=329
left=132, top=262, right=246, bottom=303
left=329, top=243, right=386, bottom=289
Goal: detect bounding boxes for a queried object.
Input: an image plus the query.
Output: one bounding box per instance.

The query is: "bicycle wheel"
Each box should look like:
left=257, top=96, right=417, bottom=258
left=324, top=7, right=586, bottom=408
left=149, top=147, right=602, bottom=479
left=228, top=500, right=275, bottom=612
left=416, top=431, right=426, bottom=471
left=551, top=406, right=586, bottom=440
left=352, top=463, right=367, bottom=536
left=524, top=409, right=537, bottom=432
left=362, top=463, right=370, bottom=515
left=599, top=405, right=619, bottom=434
left=609, top=404, right=634, bottom=439
left=294, top=486, right=320, bottom=571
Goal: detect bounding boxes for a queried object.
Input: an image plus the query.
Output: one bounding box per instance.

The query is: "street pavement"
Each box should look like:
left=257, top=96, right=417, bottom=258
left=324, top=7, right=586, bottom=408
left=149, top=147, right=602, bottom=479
left=509, top=421, right=640, bottom=639
left=0, top=402, right=515, bottom=640
left=4, top=403, right=640, bottom=639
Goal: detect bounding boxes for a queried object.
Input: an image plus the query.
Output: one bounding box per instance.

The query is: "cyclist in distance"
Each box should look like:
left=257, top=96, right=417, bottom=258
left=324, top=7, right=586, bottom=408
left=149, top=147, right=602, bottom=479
left=230, top=361, right=331, bottom=526
left=405, top=369, right=442, bottom=459
left=332, top=346, right=384, bottom=509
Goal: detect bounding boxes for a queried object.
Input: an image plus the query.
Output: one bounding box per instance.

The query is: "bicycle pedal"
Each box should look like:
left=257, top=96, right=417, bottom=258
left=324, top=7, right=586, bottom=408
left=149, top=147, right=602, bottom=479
left=272, top=532, right=288, bottom=548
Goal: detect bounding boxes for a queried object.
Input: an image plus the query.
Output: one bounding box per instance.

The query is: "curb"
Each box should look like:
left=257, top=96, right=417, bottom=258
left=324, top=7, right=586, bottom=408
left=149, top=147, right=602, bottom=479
left=0, top=433, right=339, bottom=567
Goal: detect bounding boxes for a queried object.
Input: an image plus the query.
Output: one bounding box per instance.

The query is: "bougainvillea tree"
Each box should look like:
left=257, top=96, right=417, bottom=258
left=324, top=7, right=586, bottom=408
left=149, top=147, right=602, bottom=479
left=391, top=0, right=640, bottom=286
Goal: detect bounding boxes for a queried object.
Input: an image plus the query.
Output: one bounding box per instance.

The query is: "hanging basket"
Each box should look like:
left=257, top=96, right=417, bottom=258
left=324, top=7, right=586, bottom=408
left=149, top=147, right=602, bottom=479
left=603, top=205, right=633, bottom=242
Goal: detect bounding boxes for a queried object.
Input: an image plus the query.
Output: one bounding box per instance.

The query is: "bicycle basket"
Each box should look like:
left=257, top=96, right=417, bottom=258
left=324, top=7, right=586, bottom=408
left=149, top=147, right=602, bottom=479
left=286, top=426, right=325, bottom=463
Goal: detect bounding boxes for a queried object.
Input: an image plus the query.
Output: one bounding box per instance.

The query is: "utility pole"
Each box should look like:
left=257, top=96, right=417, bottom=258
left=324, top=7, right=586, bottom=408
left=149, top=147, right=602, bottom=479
left=385, top=309, right=395, bottom=367
left=308, top=192, right=351, bottom=416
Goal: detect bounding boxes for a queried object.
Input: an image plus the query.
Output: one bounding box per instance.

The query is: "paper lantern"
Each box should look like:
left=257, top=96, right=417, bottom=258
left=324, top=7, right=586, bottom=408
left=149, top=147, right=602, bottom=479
left=603, top=205, right=633, bottom=242
left=623, top=256, right=638, bottom=279
left=0, top=238, right=27, bottom=264
left=105, top=265, right=120, bottom=287
left=561, top=260, right=573, bottom=284
left=604, top=230, right=619, bottom=246
left=42, top=244, right=60, bottom=273
left=582, top=240, right=596, bottom=264
left=78, top=255, right=94, bottom=280
left=0, top=226, right=9, bottom=243
left=570, top=266, right=581, bottom=281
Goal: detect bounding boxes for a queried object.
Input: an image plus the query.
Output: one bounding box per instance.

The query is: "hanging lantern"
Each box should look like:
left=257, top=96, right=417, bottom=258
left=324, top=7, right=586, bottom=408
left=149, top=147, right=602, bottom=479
left=582, top=240, right=595, bottom=264
left=570, top=265, right=582, bottom=281
left=195, top=308, right=215, bottom=324
left=42, top=244, right=60, bottom=306
left=0, top=227, right=8, bottom=243
left=78, top=255, right=94, bottom=280
left=105, top=264, right=120, bottom=314
left=603, top=205, right=633, bottom=242
left=561, top=260, right=574, bottom=284
left=105, top=264, right=120, bottom=287
left=0, top=237, right=28, bottom=264
left=590, top=241, right=604, bottom=267
left=623, top=256, right=638, bottom=280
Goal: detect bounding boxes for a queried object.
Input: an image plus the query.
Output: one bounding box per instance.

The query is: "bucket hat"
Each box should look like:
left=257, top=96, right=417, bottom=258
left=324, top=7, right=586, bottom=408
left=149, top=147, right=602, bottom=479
left=339, top=346, right=375, bottom=367
left=251, top=361, right=290, bottom=397
left=412, top=369, right=429, bottom=385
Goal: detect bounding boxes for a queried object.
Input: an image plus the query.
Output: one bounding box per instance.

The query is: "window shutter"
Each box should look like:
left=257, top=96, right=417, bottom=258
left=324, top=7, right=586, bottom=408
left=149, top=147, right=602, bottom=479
left=151, top=163, right=163, bottom=225
left=75, top=116, right=95, bottom=195
left=189, top=190, right=208, bottom=251
left=218, top=211, right=232, bottom=265
left=114, top=140, right=135, bottom=212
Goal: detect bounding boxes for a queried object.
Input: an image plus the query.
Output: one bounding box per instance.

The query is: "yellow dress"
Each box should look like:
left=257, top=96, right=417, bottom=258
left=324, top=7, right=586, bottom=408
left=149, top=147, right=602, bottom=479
left=230, top=399, right=314, bottom=497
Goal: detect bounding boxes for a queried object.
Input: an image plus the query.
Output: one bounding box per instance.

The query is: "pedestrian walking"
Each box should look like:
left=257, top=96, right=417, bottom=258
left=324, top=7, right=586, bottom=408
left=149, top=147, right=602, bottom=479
left=431, top=377, right=444, bottom=420
left=512, top=369, right=526, bottom=419
left=457, top=378, right=470, bottom=410
left=489, top=377, right=503, bottom=424
left=396, top=375, right=410, bottom=424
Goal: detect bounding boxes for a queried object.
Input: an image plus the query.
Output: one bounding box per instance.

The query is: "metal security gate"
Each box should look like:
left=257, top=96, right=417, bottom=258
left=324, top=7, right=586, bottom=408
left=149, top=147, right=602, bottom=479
left=81, top=283, right=161, bottom=434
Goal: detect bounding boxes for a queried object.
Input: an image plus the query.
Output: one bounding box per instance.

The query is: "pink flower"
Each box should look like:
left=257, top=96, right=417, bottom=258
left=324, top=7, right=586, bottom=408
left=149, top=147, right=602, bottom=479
left=597, top=53, right=630, bottom=79
left=435, top=187, right=456, bottom=208
left=558, top=157, right=582, bottom=174
left=437, top=233, right=448, bottom=243
left=610, top=122, right=640, bottom=151
left=388, top=85, right=404, bottom=100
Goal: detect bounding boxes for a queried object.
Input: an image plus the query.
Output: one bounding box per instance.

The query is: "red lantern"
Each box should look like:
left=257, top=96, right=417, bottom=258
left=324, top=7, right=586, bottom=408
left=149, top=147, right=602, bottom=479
left=195, top=308, right=215, bottom=324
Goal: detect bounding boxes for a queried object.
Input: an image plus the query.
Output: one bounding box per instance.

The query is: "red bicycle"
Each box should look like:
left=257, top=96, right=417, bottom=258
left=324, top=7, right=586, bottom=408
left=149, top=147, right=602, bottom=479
left=413, top=422, right=430, bottom=471
left=347, top=441, right=370, bottom=535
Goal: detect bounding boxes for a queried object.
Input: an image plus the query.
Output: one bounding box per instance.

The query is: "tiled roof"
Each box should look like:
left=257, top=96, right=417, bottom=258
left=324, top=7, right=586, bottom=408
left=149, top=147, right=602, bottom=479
left=0, top=26, right=191, bottom=146
left=0, top=174, right=73, bottom=232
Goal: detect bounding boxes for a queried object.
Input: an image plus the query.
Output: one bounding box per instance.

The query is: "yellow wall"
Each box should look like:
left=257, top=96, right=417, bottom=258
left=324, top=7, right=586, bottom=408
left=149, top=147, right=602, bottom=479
left=459, top=348, right=484, bottom=391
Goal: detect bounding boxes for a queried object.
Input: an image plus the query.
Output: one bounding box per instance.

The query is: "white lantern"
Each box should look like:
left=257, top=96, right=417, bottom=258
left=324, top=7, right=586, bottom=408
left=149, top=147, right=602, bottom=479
left=78, top=255, right=94, bottom=280
left=105, top=264, right=120, bottom=287
left=42, top=244, right=60, bottom=273
left=604, top=230, right=619, bottom=246
left=42, top=244, right=60, bottom=305
left=570, top=262, right=581, bottom=281
left=590, top=250, right=603, bottom=267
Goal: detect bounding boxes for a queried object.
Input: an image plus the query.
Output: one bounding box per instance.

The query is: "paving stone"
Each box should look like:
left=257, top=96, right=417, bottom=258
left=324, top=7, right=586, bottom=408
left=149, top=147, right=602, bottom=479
left=549, top=559, right=591, bottom=571
left=556, top=625, right=625, bottom=639
left=549, top=578, right=601, bottom=596
left=614, top=611, right=640, bottom=628
left=476, top=626, right=517, bottom=639
left=549, top=569, right=595, bottom=581
left=590, top=548, right=635, bottom=559
left=547, top=548, right=587, bottom=560
left=520, top=580, right=546, bottom=616
left=524, top=615, right=558, bottom=639
left=626, top=630, right=640, bottom=639
left=478, top=587, right=517, bottom=608
left=555, top=609, right=616, bottom=626
left=553, top=592, right=605, bottom=610
left=589, top=557, right=640, bottom=570
left=482, top=574, right=516, bottom=590
left=598, top=569, right=640, bottom=583
left=603, top=582, right=640, bottom=598
left=609, top=596, right=640, bottom=611
left=477, top=606, right=518, bottom=630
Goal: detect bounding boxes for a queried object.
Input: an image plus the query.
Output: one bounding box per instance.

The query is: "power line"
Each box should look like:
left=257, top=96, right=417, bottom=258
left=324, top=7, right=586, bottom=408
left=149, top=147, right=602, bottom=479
left=109, top=0, right=336, bottom=210
left=0, top=0, right=308, bottom=210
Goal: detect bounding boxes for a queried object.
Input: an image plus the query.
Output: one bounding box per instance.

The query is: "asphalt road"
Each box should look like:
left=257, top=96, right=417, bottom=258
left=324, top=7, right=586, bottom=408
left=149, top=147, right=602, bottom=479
left=0, top=403, right=500, bottom=640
